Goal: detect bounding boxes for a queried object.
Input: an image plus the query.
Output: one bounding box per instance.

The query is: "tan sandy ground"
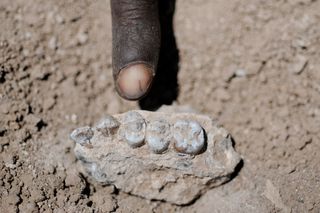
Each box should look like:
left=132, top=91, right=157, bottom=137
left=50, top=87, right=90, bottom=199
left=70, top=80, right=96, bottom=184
left=0, top=0, right=319, bottom=212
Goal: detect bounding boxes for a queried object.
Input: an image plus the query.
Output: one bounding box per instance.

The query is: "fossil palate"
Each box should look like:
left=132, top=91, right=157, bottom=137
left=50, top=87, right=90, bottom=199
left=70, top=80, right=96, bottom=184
left=71, top=109, right=241, bottom=205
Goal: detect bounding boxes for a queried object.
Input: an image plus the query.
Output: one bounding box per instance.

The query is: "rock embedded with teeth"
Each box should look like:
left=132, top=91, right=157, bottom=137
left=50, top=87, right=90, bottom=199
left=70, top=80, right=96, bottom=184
left=71, top=108, right=241, bottom=205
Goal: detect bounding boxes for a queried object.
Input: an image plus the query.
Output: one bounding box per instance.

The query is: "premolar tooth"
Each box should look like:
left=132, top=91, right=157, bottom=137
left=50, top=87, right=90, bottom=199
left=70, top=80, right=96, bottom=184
left=121, top=111, right=146, bottom=148
left=146, top=119, right=171, bottom=154
left=173, top=120, right=205, bottom=155
left=70, top=126, right=94, bottom=146
left=96, top=115, right=120, bottom=136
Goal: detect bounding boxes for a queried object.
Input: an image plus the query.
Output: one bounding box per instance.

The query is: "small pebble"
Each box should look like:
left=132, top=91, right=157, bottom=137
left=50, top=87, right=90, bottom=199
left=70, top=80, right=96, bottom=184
left=235, top=69, right=247, bottom=77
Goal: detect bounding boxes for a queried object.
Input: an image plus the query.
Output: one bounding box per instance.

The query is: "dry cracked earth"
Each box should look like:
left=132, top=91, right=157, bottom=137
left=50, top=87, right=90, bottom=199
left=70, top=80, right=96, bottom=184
left=1, top=0, right=320, bottom=212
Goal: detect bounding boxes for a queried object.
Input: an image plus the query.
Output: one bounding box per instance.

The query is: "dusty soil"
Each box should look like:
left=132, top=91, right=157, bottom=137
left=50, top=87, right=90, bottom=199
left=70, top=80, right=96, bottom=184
left=1, top=0, right=320, bottom=212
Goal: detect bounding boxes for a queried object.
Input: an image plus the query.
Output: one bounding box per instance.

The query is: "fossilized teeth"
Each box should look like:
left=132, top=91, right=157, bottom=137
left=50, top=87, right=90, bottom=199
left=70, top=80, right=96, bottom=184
left=121, top=111, right=146, bottom=148
left=96, top=115, right=120, bottom=136
left=70, top=126, right=94, bottom=146
left=146, top=119, right=171, bottom=154
left=173, top=120, right=205, bottom=155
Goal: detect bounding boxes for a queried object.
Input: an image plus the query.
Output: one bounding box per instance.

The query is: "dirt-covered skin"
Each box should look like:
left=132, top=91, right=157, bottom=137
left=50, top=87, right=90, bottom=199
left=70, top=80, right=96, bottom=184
left=0, top=0, right=320, bottom=212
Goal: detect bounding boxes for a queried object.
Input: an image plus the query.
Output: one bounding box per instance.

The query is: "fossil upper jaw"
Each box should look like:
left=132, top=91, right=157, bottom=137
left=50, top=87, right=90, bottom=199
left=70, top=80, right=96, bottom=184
left=70, top=109, right=242, bottom=205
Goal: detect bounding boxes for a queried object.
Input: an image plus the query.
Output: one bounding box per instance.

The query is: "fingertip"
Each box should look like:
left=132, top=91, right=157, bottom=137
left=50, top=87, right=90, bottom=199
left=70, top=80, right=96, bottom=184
left=115, top=63, right=154, bottom=100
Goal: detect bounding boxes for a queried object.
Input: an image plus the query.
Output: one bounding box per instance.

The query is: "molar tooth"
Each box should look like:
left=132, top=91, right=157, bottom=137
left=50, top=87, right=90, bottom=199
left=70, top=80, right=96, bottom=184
left=96, top=115, right=120, bottom=136
left=173, top=120, right=205, bottom=155
left=146, top=119, right=171, bottom=154
left=70, top=126, right=94, bottom=146
left=121, top=111, right=146, bottom=148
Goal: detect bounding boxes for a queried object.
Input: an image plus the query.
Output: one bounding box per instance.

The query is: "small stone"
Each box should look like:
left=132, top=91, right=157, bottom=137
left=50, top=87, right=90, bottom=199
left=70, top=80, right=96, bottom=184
left=235, top=69, right=247, bottom=77
left=71, top=114, right=78, bottom=123
left=24, top=31, right=32, bottom=39
left=48, top=37, right=58, bottom=50
left=55, top=14, right=64, bottom=24
left=77, top=32, right=88, bottom=45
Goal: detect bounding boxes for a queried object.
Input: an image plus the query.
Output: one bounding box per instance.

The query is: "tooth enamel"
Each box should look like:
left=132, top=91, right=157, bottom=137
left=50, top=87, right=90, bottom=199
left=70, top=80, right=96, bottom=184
left=146, top=119, right=171, bottom=154
left=70, top=126, right=94, bottom=146
left=96, top=115, right=120, bottom=136
left=173, top=120, right=205, bottom=155
left=121, top=111, right=146, bottom=148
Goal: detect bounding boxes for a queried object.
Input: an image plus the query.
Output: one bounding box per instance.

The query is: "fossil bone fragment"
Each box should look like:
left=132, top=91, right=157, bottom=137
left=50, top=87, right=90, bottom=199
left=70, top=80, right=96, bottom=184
left=71, top=108, right=241, bottom=205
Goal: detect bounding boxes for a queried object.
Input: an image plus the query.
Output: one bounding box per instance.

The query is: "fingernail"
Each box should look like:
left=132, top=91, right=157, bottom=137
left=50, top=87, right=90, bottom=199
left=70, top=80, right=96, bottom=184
left=116, top=63, right=154, bottom=100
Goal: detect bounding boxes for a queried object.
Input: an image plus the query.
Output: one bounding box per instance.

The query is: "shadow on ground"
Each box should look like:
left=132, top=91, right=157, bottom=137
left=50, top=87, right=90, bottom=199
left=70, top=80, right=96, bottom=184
left=139, top=0, right=180, bottom=111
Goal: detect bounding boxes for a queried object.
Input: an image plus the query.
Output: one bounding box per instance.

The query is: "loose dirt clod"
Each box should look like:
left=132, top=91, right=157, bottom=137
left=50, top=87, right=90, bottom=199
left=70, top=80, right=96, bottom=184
left=71, top=108, right=241, bottom=205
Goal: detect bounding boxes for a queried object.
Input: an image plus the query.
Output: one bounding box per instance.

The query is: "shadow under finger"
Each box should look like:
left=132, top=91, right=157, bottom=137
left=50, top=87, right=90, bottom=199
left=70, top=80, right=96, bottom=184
left=139, top=0, right=180, bottom=111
